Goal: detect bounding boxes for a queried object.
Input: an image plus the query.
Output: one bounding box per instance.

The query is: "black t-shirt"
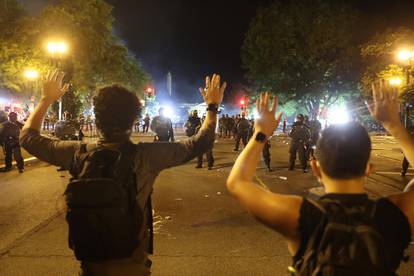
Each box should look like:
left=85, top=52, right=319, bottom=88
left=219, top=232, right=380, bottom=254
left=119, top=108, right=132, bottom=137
left=295, top=194, right=411, bottom=272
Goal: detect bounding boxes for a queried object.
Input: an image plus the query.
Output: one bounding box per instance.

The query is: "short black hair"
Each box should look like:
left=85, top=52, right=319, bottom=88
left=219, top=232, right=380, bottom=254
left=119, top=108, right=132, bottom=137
left=315, top=122, right=371, bottom=179
left=93, top=84, right=142, bottom=137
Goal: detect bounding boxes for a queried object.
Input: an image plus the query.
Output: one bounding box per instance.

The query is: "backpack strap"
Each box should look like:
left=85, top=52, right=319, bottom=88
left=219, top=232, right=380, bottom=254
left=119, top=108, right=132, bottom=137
left=306, top=198, right=327, bottom=215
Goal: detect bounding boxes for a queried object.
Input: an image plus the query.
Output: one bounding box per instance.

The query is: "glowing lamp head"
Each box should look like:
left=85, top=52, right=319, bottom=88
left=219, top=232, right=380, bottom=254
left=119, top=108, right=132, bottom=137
left=47, top=42, right=57, bottom=54
left=389, top=77, right=402, bottom=87
left=24, top=69, right=39, bottom=80
left=398, top=49, right=411, bottom=61
left=56, top=42, right=68, bottom=54
left=240, top=100, right=245, bottom=105
left=146, top=87, right=153, bottom=93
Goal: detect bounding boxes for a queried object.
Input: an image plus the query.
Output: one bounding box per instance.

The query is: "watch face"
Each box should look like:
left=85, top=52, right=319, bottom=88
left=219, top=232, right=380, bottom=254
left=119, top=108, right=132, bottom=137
left=255, top=132, right=266, bottom=142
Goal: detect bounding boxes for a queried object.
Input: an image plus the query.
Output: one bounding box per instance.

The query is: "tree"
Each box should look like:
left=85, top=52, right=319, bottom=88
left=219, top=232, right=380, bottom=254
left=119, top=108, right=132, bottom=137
left=242, top=0, right=360, bottom=117
left=360, top=27, right=414, bottom=98
left=0, top=0, right=149, bottom=104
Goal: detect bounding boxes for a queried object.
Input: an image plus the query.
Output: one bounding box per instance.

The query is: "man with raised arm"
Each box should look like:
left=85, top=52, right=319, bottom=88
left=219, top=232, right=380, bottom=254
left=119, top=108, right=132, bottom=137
left=20, top=70, right=226, bottom=275
left=226, top=83, right=414, bottom=274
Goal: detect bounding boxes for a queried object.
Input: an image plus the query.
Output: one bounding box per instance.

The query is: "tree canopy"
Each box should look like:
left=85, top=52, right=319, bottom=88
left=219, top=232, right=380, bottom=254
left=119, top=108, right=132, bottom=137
left=0, top=0, right=149, bottom=100
left=242, top=0, right=360, bottom=116
left=360, top=27, right=414, bottom=98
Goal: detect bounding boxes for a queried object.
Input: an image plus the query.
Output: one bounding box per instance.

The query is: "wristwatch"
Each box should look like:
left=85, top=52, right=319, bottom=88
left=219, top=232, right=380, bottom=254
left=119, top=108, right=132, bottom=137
left=206, top=103, right=219, bottom=112
left=255, top=132, right=267, bottom=143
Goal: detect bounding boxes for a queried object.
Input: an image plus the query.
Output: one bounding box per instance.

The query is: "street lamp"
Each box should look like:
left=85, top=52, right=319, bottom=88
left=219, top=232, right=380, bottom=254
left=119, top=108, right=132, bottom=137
left=389, top=77, right=403, bottom=87
left=23, top=69, right=40, bottom=112
left=24, top=69, right=39, bottom=81
left=396, top=48, right=414, bottom=127
left=46, top=40, right=69, bottom=120
left=47, top=41, right=68, bottom=57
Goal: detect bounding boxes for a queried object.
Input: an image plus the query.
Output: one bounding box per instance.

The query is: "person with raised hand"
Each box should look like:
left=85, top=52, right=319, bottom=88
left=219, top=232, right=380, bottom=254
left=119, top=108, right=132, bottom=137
left=227, top=89, right=413, bottom=275
left=20, top=70, right=226, bottom=276
left=368, top=79, right=414, bottom=174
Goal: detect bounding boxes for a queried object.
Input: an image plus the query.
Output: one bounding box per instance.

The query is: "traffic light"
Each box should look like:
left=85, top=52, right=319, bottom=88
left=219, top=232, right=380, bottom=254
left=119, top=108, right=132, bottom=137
left=240, top=99, right=245, bottom=106
left=146, top=87, right=154, bottom=97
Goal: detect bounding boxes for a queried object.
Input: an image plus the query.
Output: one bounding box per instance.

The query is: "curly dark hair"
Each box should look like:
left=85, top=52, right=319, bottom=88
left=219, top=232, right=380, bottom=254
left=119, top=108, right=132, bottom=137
left=93, top=84, right=142, bottom=137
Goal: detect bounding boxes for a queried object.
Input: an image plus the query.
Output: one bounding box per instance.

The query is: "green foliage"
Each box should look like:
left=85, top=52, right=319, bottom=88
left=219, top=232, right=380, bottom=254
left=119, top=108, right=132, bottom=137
left=242, top=0, right=360, bottom=116
left=62, top=85, right=83, bottom=119
left=0, top=0, right=149, bottom=106
left=360, top=27, right=414, bottom=98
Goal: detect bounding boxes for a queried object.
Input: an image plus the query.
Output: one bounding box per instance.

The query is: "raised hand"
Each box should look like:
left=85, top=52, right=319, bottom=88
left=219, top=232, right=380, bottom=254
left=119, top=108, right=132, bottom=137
left=42, top=70, right=70, bottom=102
left=255, top=92, right=283, bottom=137
left=367, top=79, right=402, bottom=129
left=199, top=74, right=226, bottom=105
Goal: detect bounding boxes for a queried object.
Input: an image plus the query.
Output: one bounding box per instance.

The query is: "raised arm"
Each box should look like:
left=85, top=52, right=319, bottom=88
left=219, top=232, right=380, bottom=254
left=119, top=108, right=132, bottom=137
left=226, top=92, right=302, bottom=238
left=368, top=80, right=414, bottom=167
left=142, top=74, right=226, bottom=171
left=20, top=70, right=80, bottom=168
left=370, top=80, right=414, bottom=231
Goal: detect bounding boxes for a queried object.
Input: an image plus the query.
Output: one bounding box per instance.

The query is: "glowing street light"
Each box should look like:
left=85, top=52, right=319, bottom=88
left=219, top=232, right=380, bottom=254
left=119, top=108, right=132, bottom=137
left=397, top=49, right=412, bottom=62
left=46, top=40, right=68, bottom=55
left=389, top=77, right=403, bottom=87
left=24, top=69, right=39, bottom=80
left=45, top=40, right=69, bottom=121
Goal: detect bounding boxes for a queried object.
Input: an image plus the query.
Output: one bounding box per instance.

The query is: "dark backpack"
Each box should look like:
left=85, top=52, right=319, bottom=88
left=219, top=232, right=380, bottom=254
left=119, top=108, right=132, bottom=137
left=65, top=142, right=142, bottom=262
left=291, top=198, right=394, bottom=276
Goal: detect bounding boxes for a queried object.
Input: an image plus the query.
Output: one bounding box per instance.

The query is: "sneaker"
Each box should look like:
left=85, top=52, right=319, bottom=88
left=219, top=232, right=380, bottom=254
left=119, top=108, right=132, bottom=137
left=195, top=165, right=202, bottom=169
left=267, top=168, right=273, bottom=172
left=18, top=169, right=24, bottom=173
left=303, top=169, right=308, bottom=173
left=401, top=171, right=406, bottom=177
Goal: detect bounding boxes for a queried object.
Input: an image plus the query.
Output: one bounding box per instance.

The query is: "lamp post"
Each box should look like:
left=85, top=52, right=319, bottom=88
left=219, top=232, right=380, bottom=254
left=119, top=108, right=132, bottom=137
left=396, top=49, right=414, bottom=127
left=23, top=69, right=39, bottom=112
left=46, top=40, right=68, bottom=120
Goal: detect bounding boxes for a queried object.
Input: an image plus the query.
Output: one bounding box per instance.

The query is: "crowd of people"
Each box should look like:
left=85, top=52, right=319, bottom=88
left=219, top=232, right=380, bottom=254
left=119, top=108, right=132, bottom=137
left=0, top=70, right=413, bottom=275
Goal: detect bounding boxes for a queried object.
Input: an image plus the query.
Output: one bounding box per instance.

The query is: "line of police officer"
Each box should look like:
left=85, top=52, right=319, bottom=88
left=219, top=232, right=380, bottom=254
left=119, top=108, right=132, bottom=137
left=0, top=112, right=24, bottom=173
left=289, top=114, right=322, bottom=173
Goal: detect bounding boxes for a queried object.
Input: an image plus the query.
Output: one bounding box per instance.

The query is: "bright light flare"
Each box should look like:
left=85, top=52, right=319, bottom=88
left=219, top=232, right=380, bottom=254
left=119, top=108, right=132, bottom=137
left=240, top=100, right=245, bottom=105
left=24, top=69, right=39, bottom=80
left=328, top=106, right=350, bottom=125
left=398, top=49, right=411, bottom=61
left=56, top=42, right=68, bottom=53
left=253, top=110, right=260, bottom=119
left=389, top=77, right=402, bottom=87
left=163, top=106, right=174, bottom=118
left=47, top=41, right=68, bottom=54
left=47, top=42, right=57, bottom=53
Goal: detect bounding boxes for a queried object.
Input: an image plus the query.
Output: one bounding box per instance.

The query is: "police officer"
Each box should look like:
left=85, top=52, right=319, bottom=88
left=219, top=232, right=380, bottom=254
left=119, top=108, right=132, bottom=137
left=185, top=110, right=214, bottom=169
left=288, top=114, right=311, bottom=173
left=234, top=113, right=250, bottom=151
left=308, top=118, right=322, bottom=160
left=151, top=107, right=174, bottom=142
left=401, top=124, right=414, bottom=176
left=142, top=114, right=150, bottom=133
left=0, top=112, right=24, bottom=172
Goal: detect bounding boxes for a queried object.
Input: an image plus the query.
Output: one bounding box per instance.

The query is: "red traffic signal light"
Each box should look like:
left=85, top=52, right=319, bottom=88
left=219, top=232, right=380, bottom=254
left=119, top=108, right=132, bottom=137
left=240, top=99, right=245, bottom=105
left=146, top=87, right=154, bottom=97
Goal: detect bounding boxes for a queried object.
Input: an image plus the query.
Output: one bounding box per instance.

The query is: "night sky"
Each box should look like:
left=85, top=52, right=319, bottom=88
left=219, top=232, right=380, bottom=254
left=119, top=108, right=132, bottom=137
left=19, top=0, right=414, bottom=103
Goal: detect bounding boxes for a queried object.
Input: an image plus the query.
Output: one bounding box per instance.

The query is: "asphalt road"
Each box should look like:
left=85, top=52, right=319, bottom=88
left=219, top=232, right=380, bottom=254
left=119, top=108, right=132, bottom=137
left=0, top=133, right=414, bottom=275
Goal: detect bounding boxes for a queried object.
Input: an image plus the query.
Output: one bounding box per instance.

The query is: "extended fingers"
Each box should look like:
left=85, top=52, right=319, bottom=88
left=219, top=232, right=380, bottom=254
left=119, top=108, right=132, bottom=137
left=271, top=95, right=278, bottom=114
left=220, top=81, right=227, bottom=95
left=199, top=87, right=206, bottom=98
